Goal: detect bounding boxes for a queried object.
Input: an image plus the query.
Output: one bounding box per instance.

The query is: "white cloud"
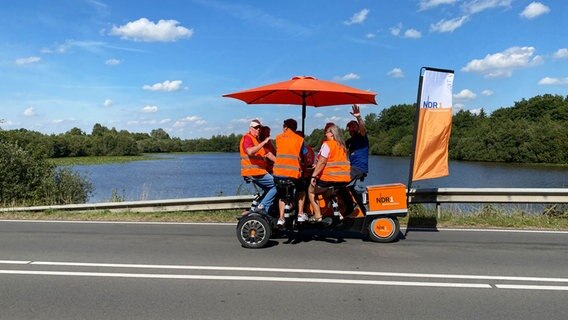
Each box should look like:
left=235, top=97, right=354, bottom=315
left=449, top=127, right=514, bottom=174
left=461, top=46, right=543, bottom=77
left=41, top=42, right=72, bottom=54
left=174, top=115, right=206, bottom=128
left=109, top=18, right=193, bottom=42
left=142, top=105, right=158, bottom=113
left=520, top=2, right=550, bottom=19
left=481, top=89, right=494, bottom=96
left=366, top=33, right=375, bottom=38
left=324, top=116, right=344, bottom=123
left=24, top=107, right=36, bottom=117
left=388, top=23, right=422, bottom=40
left=1, top=119, right=15, bottom=127
left=105, top=58, right=121, bottom=65
left=419, top=0, right=457, bottom=11
left=470, top=108, right=483, bottom=115
left=15, top=56, right=41, bottom=65
left=404, top=29, right=422, bottom=39
left=538, top=77, right=568, bottom=85
left=430, top=16, right=469, bottom=33
left=127, top=119, right=166, bottom=125
left=103, top=99, right=113, bottom=107
left=344, top=9, right=369, bottom=25
left=553, top=48, right=568, bottom=59
left=387, top=68, right=405, bottom=78
left=453, top=103, right=465, bottom=111
left=41, top=40, right=112, bottom=55
left=454, top=89, right=477, bottom=100
left=390, top=24, right=402, bottom=36
left=314, top=113, right=324, bottom=118
left=143, top=80, right=183, bottom=92
left=333, top=73, right=360, bottom=81
left=462, top=0, right=512, bottom=15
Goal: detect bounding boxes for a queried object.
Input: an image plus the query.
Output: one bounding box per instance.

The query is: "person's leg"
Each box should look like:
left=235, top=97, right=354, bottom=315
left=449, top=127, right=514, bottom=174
left=337, top=187, right=353, bottom=216
left=296, top=191, right=305, bottom=215
left=307, top=183, right=321, bottom=220
left=278, top=199, right=285, bottom=222
left=349, top=168, right=367, bottom=214
left=255, top=174, right=276, bottom=213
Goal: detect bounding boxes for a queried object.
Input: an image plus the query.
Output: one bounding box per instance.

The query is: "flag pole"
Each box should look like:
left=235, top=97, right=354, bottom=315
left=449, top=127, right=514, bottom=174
left=407, top=67, right=426, bottom=191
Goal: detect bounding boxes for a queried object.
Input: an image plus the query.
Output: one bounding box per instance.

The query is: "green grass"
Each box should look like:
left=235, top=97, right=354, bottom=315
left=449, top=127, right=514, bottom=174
left=0, top=209, right=239, bottom=223
left=48, top=155, right=165, bottom=166
left=401, top=211, right=568, bottom=230
left=1, top=206, right=567, bottom=230
left=47, top=152, right=223, bottom=166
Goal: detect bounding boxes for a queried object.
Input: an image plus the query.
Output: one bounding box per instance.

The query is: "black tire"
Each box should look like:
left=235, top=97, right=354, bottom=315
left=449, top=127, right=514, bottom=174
left=237, top=215, right=272, bottom=248
left=368, top=217, right=400, bottom=243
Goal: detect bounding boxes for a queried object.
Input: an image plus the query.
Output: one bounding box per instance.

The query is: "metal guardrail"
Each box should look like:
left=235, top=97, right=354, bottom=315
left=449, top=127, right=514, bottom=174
left=1, top=188, right=567, bottom=213
left=0, top=195, right=255, bottom=213
left=408, top=188, right=568, bottom=204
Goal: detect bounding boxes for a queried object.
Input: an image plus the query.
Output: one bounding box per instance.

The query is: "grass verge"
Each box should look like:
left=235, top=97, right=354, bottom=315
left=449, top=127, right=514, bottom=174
left=1, top=206, right=567, bottom=230
left=48, top=155, right=166, bottom=166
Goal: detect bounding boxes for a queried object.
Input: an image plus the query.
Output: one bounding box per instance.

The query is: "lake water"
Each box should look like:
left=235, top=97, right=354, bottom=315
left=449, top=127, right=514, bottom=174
left=71, top=153, right=568, bottom=203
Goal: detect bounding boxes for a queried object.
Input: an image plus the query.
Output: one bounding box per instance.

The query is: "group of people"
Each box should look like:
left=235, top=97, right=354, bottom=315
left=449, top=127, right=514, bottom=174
left=239, top=105, right=368, bottom=226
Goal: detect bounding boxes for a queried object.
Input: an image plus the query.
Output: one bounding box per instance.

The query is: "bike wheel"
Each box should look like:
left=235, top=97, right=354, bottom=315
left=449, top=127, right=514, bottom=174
left=236, top=215, right=272, bottom=248
left=368, top=217, right=400, bottom=243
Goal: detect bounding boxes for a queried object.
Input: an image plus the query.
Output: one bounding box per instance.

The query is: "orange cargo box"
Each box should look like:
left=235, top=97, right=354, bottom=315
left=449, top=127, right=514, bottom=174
left=366, top=183, right=408, bottom=214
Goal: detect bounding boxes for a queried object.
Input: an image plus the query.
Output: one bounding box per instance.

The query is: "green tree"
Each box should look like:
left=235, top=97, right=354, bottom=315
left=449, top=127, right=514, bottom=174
left=0, top=142, right=92, bottom=206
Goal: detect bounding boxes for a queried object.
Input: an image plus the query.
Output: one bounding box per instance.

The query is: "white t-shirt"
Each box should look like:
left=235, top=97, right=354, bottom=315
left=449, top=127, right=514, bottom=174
left=318, top=142, right=330, bottom=159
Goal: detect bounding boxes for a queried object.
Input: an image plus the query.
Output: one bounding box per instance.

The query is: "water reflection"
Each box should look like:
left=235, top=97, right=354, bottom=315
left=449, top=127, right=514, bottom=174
left=71, top=153, right=568, bottom=203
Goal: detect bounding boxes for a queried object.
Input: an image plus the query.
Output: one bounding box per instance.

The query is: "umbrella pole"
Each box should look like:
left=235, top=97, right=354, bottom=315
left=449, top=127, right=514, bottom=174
left=301, top=94, right=307, bottom=134
left=302, top=104, right=306, bottom=133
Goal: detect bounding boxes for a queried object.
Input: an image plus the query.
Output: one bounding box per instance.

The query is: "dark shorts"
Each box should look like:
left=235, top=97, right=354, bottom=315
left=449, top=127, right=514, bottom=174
left=274, top=176, right=302, bottom=197
left=315, top=180, right=348, bottom=189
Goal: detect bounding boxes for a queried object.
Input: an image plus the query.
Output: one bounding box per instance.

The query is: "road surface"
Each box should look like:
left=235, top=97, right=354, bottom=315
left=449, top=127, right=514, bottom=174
left=1, top=220, right=567, bottom=319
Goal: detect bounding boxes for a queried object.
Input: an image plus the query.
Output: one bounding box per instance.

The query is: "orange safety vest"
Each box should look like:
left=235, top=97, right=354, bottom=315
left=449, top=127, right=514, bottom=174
left=320, top=140, right=350, bottom=182
left=239, top=133, right=268, bottom=176
left=273, top=129, right=303, bottom=179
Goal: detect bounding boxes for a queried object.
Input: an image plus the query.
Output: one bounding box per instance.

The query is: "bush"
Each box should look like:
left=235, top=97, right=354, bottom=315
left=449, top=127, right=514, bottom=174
left=0, top=142, right=92, bottom=207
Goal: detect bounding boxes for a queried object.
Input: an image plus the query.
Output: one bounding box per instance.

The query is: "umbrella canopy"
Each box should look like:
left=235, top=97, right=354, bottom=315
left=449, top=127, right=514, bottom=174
left=223, top=76, right=377, bottom=132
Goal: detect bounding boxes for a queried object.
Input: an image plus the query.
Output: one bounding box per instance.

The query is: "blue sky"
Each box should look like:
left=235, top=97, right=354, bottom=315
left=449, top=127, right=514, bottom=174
left=1, top=0, right=566, bottom=139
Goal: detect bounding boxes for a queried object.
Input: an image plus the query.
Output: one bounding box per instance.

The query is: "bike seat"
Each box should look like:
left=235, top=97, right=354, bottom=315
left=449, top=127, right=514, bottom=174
left=275, top=177, right=297, bottom=188
left=352, top=173, right=367, bottom=183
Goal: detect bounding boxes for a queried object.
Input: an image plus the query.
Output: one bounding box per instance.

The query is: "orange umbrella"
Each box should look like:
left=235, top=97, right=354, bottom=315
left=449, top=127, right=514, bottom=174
left=223, top=76, right=377, bottom=132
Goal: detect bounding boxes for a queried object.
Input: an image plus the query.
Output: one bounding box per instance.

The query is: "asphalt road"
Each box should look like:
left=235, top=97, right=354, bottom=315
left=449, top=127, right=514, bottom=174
left=1, top=220, right=567, bottom=320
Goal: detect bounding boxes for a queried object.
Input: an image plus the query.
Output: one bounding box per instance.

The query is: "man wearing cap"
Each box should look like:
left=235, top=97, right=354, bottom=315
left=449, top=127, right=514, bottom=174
left=340, top=104, right=369, bottom=215
left=346, top=104, right=369, bottom=179
left=239, top=119, right=277, bottom=214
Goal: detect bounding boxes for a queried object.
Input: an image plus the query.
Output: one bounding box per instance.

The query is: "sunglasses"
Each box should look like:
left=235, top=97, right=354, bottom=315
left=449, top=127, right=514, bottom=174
left=252, top=126, right=261, bottom=129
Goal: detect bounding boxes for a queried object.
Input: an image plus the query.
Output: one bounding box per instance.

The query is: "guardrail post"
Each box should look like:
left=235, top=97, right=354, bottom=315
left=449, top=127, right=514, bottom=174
left=436, top=202, right=441, bottom=219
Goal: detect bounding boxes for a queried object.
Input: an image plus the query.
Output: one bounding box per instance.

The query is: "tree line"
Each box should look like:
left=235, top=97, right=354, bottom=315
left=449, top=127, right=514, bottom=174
left=1, top=93, right=566, bottom=207
left=1, top=94, right=567, bottom=164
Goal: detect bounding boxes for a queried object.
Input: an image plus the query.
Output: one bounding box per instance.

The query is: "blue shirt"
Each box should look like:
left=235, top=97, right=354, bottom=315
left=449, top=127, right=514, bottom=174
left=346, top=134, right=369, bottom=173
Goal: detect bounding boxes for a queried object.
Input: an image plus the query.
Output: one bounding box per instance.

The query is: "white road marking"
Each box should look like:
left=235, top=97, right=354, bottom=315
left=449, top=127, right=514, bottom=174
left=1, top=260, right=567, bottom=291
left=496, top=284, right=568, bottom=291
left=23, top=261, right=568, bottom=284
left=0, top=260, right=30, bottom=264
left=419, top=228, right=568, bottom=234
left=0, top=269, right=491, bottom=289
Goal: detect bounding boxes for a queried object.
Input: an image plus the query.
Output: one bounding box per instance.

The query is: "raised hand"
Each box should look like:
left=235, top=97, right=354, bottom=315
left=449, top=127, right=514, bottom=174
left=350, top=104, right=360, bottom=118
